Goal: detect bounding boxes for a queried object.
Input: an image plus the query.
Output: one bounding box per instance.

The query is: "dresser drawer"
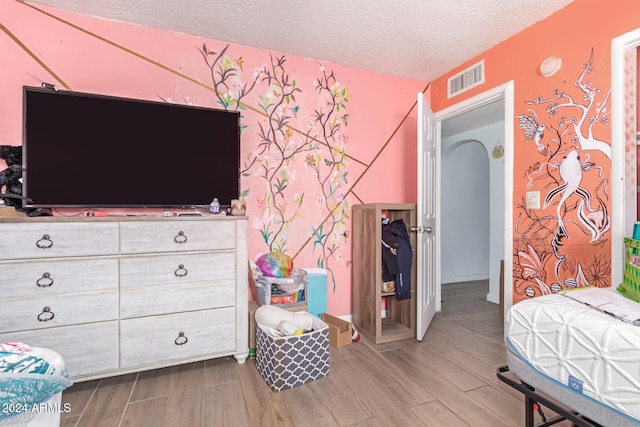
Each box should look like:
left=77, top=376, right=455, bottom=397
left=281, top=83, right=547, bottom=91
left=120, top=251, right=236, bottom=288
left=0, top=291, right=117, bottom=333
left=121, top=281, right=235, bottom=319
left=120, top=308, right=236, bottom=369
left=119, top=220, right=236, bottom=253
left=0, top=321, right=118, bottom=379
left=0, top=258, right=118, bottom=298
left=0, top=222, right=118, bottom=260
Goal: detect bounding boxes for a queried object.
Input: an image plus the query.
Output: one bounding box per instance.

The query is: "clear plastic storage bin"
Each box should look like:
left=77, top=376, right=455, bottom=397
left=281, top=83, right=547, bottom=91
left=252, top=268, right=307, bottom=306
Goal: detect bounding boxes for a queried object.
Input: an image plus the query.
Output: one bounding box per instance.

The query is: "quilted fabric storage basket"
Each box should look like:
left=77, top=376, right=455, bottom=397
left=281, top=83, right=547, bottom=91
left=256, top=313, right=329, bottom=392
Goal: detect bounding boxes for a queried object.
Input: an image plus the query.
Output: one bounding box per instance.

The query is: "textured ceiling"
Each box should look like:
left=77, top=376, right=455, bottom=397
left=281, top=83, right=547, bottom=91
left=26, top=0, right=573, bottom=82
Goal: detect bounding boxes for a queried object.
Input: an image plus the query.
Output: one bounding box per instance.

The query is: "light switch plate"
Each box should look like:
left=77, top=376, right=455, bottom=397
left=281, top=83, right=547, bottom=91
left=526, top=191, right=540, bottom=209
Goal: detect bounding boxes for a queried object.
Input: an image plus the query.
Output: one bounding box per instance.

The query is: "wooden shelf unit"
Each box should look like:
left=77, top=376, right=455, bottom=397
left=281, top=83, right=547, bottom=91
left=351, top=203, right=417, bottom=344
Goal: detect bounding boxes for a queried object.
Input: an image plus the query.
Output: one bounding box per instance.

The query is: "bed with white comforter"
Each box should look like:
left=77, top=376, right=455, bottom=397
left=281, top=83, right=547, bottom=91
left=505, top=287, right=640, bottom=426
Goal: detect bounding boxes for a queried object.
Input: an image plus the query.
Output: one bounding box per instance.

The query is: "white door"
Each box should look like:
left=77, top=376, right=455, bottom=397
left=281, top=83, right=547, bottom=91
left=416, top=93, right=439, bottom=341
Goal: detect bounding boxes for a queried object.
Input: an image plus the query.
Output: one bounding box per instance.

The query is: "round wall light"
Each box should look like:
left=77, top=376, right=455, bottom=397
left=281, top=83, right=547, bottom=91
left=539, top=55, right=562, bottom=77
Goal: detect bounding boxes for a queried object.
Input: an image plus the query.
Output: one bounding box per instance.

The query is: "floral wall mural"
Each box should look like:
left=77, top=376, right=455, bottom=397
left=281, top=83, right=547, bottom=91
left=186, top=42, right=352, bottom=292
left=513, top=49, right=612, bottom=302
left=1, top=1, right=425, bottom=316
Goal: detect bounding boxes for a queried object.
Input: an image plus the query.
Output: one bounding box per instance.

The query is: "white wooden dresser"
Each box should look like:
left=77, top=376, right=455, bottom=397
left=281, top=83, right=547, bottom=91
left=0, top=215, right=248, bottom=381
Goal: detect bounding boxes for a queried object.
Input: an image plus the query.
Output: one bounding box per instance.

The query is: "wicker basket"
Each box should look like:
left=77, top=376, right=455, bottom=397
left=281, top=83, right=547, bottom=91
left=618, top=237, right=640, bottom=302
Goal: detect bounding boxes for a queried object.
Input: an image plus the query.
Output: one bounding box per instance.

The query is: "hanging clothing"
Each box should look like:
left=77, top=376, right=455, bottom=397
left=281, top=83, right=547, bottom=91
left=381, top=218, right=413, bottom=300
left=381, top=219, right=398, bottom=282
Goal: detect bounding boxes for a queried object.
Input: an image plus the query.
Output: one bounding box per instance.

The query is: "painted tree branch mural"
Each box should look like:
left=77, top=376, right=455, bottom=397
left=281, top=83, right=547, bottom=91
left=198, top=44, right=262, bottom=112
left=251, top=54, right=313, bottom=253
left=220, top=53, right=350, bottom=292
left=306, top=65, right=350, bottom=291
left=159, top=42, right=351, bottom=292
left=526, top=49, right=611, bottom=158
left=513, top=49, right=611, bottom=301
left=250, top=57, right=351, bottom=292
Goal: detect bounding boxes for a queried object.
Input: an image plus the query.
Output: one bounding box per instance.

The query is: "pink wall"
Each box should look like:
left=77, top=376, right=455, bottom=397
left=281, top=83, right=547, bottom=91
left=1, top=1, right=427, bottom=316
left=431, top=0, right=640, bottom=303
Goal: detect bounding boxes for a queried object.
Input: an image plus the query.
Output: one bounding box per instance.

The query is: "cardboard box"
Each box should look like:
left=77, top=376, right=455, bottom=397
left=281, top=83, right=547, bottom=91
left=0, top=207, right=26, bottom=217
left=256, top=313, right=329, bottom=392
left=282, top=303, right=308, bottom=313
left=320, top=313, right=352, bottom=348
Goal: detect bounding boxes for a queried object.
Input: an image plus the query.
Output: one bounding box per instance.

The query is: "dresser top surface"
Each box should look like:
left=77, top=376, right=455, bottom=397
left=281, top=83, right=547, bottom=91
left=0, top=214, right=248, bottom=224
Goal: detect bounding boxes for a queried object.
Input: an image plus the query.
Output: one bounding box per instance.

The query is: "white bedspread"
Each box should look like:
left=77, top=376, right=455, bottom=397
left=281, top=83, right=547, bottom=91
left=506, top=292, right=640, bottom=423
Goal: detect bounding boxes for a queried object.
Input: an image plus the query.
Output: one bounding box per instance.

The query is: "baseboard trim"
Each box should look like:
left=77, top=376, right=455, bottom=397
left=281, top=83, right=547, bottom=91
left=442, top=273, right=489, bottom=284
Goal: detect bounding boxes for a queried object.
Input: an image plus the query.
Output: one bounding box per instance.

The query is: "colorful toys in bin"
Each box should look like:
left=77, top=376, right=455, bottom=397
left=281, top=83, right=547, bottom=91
left=251, top=252, right=307, bottom=306
left=255, top=305, right=313, bottom=337
left=270, top=289, right=304, bottom=305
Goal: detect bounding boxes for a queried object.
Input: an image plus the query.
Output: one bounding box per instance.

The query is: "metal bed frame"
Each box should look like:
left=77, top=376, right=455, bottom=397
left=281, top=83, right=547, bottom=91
left=497, top=366, right=603, bottom=427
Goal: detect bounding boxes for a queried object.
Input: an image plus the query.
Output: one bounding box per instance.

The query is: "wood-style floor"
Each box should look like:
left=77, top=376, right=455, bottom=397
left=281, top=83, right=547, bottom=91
left=57, top=281, right=558, bottom=427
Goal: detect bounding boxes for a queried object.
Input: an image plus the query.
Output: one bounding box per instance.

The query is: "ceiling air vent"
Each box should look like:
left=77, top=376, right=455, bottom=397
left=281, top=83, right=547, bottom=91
left=447, top=60, right=485, bottom=98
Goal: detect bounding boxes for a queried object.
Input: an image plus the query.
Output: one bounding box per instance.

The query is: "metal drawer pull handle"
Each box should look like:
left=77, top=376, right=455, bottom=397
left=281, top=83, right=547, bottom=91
left=174, top=331, right=188, bottom=346
left=174, top=264, right=188, bottom=277
left=36, top=234, right=53, bottom=249
left=36, top=272, right=54, bottom=288
left=37, top=306, right=55, bottom=322
left=174, top=231, right=187, bottom=244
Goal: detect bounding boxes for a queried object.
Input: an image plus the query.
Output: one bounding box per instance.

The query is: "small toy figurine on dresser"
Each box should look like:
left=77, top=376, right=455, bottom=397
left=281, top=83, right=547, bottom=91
left=209, top=198, right=221, bottom=214
left=0, top=145, right=23, bottom=208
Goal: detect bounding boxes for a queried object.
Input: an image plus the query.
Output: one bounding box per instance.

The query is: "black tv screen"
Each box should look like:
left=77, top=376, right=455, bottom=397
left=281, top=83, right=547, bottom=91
left=22, top=86, right=240, bottom=209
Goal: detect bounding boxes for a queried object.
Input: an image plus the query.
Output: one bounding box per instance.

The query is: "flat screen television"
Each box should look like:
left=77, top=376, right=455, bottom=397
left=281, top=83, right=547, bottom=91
left=22, top=86, right=241, bottom=209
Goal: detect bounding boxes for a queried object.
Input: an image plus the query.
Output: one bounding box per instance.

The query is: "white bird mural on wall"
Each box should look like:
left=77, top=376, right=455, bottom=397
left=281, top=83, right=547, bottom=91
left=544, top=150, right=582, bottom=241
left=543, top=150, right=597, bottom=276
left=516, top=109, right=546, bottom=154
left=513, top=49, right=613, bottom=299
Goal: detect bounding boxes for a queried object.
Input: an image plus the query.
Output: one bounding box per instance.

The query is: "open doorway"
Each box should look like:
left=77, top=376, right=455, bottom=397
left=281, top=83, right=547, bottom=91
left=434, top=82, right=515, bottom=315
left=441, top=106, right=503, bottom=305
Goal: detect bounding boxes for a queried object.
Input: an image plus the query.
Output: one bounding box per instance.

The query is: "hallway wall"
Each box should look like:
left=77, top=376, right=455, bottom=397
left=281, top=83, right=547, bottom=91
left=442, top=121, right=505, bottom=303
